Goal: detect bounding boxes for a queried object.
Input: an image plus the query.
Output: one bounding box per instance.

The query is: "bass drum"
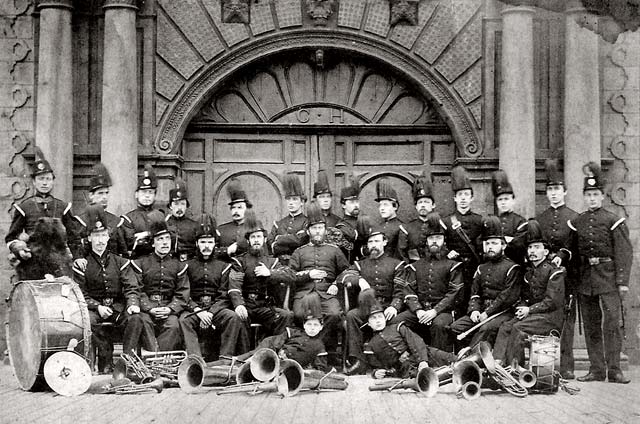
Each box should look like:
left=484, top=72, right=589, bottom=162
left=5, top=277, right=91, bottom=390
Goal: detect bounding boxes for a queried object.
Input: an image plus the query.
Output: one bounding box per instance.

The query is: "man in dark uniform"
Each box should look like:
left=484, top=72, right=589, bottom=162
left=71, top=162, right=126, bottom=258
left=180, top=214, right=248, bottom=359
left=313, top=170, right=356, bottom=255
left=395, top=212, right=463, bottom=352
left=269, top=173, right=309, bottom=260
left=374, top=178, right=406, bottom=260
left=450, top=216, right=522, bottom=348
left=119, top=164, right=162, bottom=259
left=362, top=291, right=457, bottom=379
left=338, top=226, right=406, bottom=374
left=6, top=148, right=75, bottom=263
left=493, top=220, right=565, bottom=367
left=214, top=178, right=251, bottom=261
left=73, top=205, right=141, bottom=372
left=536, top=159, right=579, bottom=379
left=399, top=170, right=436, bottom=262
left=220, top=210, right=295, bottom=338
left=492, top=170, right=528, bottom=265
left=289, top=203, right=350, bottom=357
left=571, top=162, right=633, bottom=384
left=165, top=179, right=199, bottom=261
left=339, top=174, right=364, bottom=263
left=129, top=211, right=189, bottom=351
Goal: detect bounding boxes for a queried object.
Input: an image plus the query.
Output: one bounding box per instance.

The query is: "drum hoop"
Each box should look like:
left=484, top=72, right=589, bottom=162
left=65, top=278, right=92, bottom=362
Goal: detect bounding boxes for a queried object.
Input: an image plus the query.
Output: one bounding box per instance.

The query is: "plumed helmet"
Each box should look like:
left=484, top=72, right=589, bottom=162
left=340, top=173, right=360, bottom=203
left=306, top=201, right=326, bottom=226
left=482, top=215, right=504, bottom=241
left=31, top=147, right=54, bottom=177
left=424, top=212, right=446, bottom=237
left=283, top=172, right=306, bottom=200
left=195, top=213, right=217, bottom=239
left=168, top=178, right=189, bottom=206
left=138, top=164, right=158, bottom=190
left=358, top=288, right=384, bottom=317
left=313, top=170, right=332, bottom=198
left=148, top=210, right=169, bottom=238
left=491, top=169, right=514, bottom=198
left=297, top=293, right=323, bottom=322
left=243, top=209, right=267, bottom=239
left=89, top=162, right=112, bottom=192
left=544, top=159, right=564, bottom=187
left=226, top=178, right=252, bottom=208
left=450, top=165, right=472, bottom=193
left=582, top=161, right=604, bottom=192
left=85, top=204, right=109, bottom=234
left=412, top=170, right=434, bottom=203
left=374, top=178, right=398, bottom=204
left=525, top=219, right=547, bottom=246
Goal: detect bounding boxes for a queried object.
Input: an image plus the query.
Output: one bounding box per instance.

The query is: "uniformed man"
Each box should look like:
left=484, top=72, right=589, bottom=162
left=399, top=171, right=436, bottom=262
left=339, top=174, right=364, bottom=262
left=373, top=178, right=406, bottom=260
left=491, top=170, right=528, bottom=265
left=450, top=216, right=522, bottom=348
left=493, top=219, right=565, bottom=367
left=442, top=166, right=484, bottom=319
left=180, top=214, right=248, bottom=359
left=269, top=173, right=309, bottom=260
left=119, top=164, right=162, bottom=259
left=165, top=179, right=200, bottom=261
left=395, top=212, right=463, bottom=352
left=289, top=202, right=350, bottom=358
left=71, top=162, right=126, bottom=258
left=338, top=226, right=406, bottom=374
left=536, top=159, right=579, bottom=379
left=214, top=178, right=251, bottom=261
left=313, top=170, right=356, bottom=255
left=221, top=210, right=295, bottom=338
left=129, top=211, right=189, bottom=351
left=571, top=162, right=633, bottom=384
left=72, top=205, right=141, bottom=372
left=6, top=148, right=75, bottom=263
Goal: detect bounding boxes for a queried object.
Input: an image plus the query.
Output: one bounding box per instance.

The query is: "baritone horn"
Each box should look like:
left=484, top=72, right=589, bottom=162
left=236, top=348, right=280, bottom=383
left=177, top=355, right=239, bottom=393
left=141, top=349, right=187, bottom=380
left=368, top=367, right=439, bottom=397
left=504, top=362, right=537, bottom=389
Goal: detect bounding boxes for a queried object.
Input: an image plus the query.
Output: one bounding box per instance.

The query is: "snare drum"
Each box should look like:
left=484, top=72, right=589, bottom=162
left=6, top=277, right=91, bottom=390
left=528, top=333, right=560, bottom=393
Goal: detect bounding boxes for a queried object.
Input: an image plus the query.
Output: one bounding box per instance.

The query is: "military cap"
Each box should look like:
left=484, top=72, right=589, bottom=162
left=148, top=210, right=170, bottom=238
left=525, top=219, right=547, bottom=246
left=491, top=170, right=514, bottom=197
left=582, top=161, right=604, bottom=192
left=544, top=159, right=564, bottom=187
left=89, top=162, right=112, bottom=192
left=31, top=147, right=54, bottom=177
left=482, top=215, right=504, bottom=241
left=306, top=201, right=326, bottom=226
left=313, top=170, right=332, bottom=198
left=195, top=213, right=217, bottom=239
left=412, top=170, right=434, bottom=203
left=424, top=212, right=446, bottom=237
left=243, top=209, right=267, bottom=239
left=450, top=165, right=472, bottom=193
left=358, top=288, right=384, bottom=317
left=374, top=178, right=398, bottom=203
left=226, top=178, right=252, bottom=207
left=283, top=172, right=306, bottom=200
left=138, top=164, right=158, bottom=190
left=85, top=204, right=109, bottom=234
left=340, top=173, right=360, bottom=203
left=168, top=178, right=189, bottom=206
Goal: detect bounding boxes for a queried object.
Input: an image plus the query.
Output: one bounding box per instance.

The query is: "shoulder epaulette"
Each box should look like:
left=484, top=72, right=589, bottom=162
left=567, top=220, right=576, bottom=231
left=74, top=215, right=87, bottom=227
left=121, top=215, right=132, bottom=224
left=611, top=217, right=626, bottom=231
left=450, top=262, right=463, bottom=272
left=354, top=261, right=361, bottom=271
left=394, top=261, right=404, bottom=270
left=13, top=204, right=25, bottom=217
left=119, top=260, right=130, bottom=271
left=405, top=263, right=416, bottom=271
left=222, top=264, right=232, bottom=275
left=72, top=265, right=85, bottom=276
left=165, top=215, right=171, bottom=222
left=130, top=260, right=142, bottom=273
left=286, top=327, right=292, bottom=338
left=270, top=258, right=279, bottom=269
left=63, top=203, right=72, bottom=215
left=516, top=221, right=528, bottom=231
left=177, top=264, right=188, bottom=277
left=395, top=321, right=405, bottom=331
left=273, top=221, right=279, bottom=229
left=507, top=264, right=519, bottom=277
left=399, top=225, right=408, bottom=235
left=549, top=269, right=564, bottom=281
left=230, top=257, right=242, bottom=268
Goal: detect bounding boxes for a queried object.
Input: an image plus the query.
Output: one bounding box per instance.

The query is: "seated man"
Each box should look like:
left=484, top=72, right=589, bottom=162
left=361, top=290, right=457, bottom=379
left=394, top=212, right=463, bottom=352
left=130, top=211, right=189, bottom=351
left=450, top=216, right=522, bottom=348
left=73, top=205, right=141, bottom=372
left=338, top=227, right=406, bottom=374
left=180, top=214, right=249, bottom=360
left=221, top=210, right=295, bottom=338
left=493, top=220, right=565, bottom=367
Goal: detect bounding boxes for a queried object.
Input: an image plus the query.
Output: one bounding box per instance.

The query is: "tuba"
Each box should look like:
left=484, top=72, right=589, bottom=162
left=177, top=355, right=239, bottom=393
left=217, top=358, right=305, bottom=397
left=236, top=348, right=280, bottom=384
left=368, top=367, right=439, bottom=397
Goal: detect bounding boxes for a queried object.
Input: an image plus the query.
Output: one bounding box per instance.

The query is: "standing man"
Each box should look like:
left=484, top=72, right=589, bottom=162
left=374, top=178, right=406, bottom=260
left=493, top=220, right=565, bottom=367
left=269, top=173, right=309, bottom=260
left=399, top=171, right=436, bottom=262
left=73, top=205, right=141, bottom=372
left=314, top=170, right=356, bottom=253
left=165, top=179, right=200, bottom=262
left=180, top=214, right=248, bottom=360
left=450, top=216, right=522, bottom=348
left=491, top=170, right=528, bottom=265
left=221, top=210, right=295, bottom=338
left=339, top=174, right=363, bottom=262
left=571, top=162, right=633, bottom=384
left=215, top=178, right=251, bottom=261
left=6, top=148, right=75, bottom=263
left=395, top=212, right=463, bottom=352
left=536, top=159, right=579, bottom=379
left=130, top=211, right=189, bottom=351
left=338, top=226, right=406, bottom=374
left=289, top=203, right=350, bottom=358
left=72, top=162, right=125, bottom=257
left=442, top=165, right=483, bottom=319
left=119, top=164, right=162, bottom=259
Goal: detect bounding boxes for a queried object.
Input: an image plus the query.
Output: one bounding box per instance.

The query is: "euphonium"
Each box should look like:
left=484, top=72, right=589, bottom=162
left=452, top=360, right=483, bottom=390
left=368, top=367, right=439, bottom=397
left=456, top=341, right=495, bottom=374
left=177, top=355, right=239, bottom=393
left=141, top=349, right=187, bottom=380
left=236, top=348, right=280, bottom=383
left=504, top=362, right=537, bottom=389
left=487, top=362, right=528, bottom=397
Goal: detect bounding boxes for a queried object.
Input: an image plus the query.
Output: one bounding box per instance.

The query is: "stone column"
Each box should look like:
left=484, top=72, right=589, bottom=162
left=564, top=2, right=601, bottom=211
left=101, top=0, right=139, bottom=215
left=35, top=0, right=74, bottom=201
left=499, top=4, right=536, bottom=218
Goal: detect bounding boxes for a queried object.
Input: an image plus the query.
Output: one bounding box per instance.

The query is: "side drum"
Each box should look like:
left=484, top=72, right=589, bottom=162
left=5, top=277, right=92, bottom=390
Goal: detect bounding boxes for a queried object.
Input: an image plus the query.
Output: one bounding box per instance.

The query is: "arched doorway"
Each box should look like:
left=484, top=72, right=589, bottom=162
left=181, top=49, right=457, bottom=226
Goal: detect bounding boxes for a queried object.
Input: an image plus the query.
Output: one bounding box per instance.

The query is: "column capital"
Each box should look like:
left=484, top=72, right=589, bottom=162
left=103, top=0, right=139, bottom=11
left=501, top=4, right=536, bottom=16
left=37, top=0, right=73, bottom=10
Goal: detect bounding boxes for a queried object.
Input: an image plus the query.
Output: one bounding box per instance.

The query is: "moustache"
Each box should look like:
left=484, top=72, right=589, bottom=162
left=232, top=213, right=241, bottom=218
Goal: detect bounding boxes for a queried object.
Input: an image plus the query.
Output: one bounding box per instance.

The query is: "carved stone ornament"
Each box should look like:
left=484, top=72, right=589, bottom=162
left=390, top=0, right=419, bottom=26
left=222, top=0, right=250, bottom=24
left=306, top=0, right=336, bottom=26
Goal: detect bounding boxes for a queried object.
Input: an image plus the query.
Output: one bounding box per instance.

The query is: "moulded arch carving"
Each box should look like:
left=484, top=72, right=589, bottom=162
left=155, top=31, right=482, bottom=158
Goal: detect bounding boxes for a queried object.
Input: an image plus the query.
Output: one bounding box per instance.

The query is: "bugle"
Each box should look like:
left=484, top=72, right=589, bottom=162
left=368, top=367, right=439, bottom=397
left=177, top=355, right=239, bottom=393
left=456, top=310, right=507, bottom=341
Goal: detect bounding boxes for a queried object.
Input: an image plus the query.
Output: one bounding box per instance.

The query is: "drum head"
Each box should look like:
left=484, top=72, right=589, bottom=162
left=43, top=351, right=92, bottom=396
left=6, top=282, right=43, bottom=390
